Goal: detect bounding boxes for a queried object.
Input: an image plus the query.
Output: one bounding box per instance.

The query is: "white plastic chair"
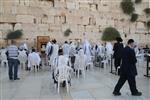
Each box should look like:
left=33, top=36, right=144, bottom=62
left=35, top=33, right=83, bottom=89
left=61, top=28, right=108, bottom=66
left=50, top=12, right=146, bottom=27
left=54, top=55, right=72, bottom=93
left=55, top=66, right=72, bottom=93
left=86, top=55, right=94, bottom=70
left=0, top=50, right=8, bottom=67
left=74, top=53, right=86, bottom=78
left=18, top=50, right=27, bottom=69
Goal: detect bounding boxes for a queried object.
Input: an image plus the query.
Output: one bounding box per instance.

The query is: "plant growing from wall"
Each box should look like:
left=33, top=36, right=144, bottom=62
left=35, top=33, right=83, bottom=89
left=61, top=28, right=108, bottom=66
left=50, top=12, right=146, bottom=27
left=144, top=8, right=150, bottom=14
left=130, top=13, right=138, bottom=22
left=6, top=30, right=23, bottom=39
left=120, top=0, right=135, bottom=15
left=101, top=27, right=121, bottom=41
left=64, top=29, right=72, bottom=37
left=135, top=0, right=142, bottom=4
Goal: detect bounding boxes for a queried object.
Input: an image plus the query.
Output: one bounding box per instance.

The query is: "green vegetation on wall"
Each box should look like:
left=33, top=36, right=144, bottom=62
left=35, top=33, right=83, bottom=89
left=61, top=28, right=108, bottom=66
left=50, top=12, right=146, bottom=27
left=101, top=27, right=121, bottom=41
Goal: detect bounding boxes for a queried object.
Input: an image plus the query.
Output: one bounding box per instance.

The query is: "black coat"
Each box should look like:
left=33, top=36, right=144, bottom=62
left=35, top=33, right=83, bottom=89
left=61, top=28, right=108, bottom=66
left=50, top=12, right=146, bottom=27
left=120, top=46, right=137, bottom=76
left=113, top=42, right=124, bottom=58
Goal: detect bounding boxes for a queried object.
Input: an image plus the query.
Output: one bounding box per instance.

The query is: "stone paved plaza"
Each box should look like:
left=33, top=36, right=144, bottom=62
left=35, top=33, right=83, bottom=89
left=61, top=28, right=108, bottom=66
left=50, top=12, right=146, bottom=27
left=0, top=61, right=150, bottom=100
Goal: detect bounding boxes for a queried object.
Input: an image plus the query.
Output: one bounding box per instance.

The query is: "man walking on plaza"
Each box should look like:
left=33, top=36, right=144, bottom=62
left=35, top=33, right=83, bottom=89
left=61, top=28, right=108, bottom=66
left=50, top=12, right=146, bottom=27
left=6, top=40, right=20, bottom=80
left=113, top=39, right=142, bottom=96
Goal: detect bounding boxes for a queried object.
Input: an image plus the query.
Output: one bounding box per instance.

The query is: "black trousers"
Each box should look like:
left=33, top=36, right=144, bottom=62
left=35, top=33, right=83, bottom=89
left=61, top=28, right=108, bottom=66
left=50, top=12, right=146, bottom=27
left=114, top=58, right=121, bottom=71
left=70, top=56, right=75, bottom=69
left=8, top=58, right=19, bottom=80
left=114, top=75, right=138, bottom=94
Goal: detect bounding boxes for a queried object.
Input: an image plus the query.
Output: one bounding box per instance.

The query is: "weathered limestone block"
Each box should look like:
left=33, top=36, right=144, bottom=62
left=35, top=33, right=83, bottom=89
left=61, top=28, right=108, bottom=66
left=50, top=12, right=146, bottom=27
left=54, top=0, right=66, bottom=8
left=0, top=24, right=13, bottom=32
left=22, top=24, right=38, bottom=33
left=67, top=15, right=82, bottom=24
left=16, top=15, right=34, bottom=23
left=61, top=24, right=70, bottom=32
left=96, top=17, right=107, bottom=26
left=39, top=0, right=53, bottom=8
left=14, top=23, right=22, bottom=30
left=86, top=25, right=94, bottom=32
left=78, top=25, right=85, bottom=33
left=16, top=6, right=29, bottom=15
left=82, top=16, right=90, bottom=25
left=136, top=22, right=146, bottom=33
left=79, top=3, right=90, bottom=10
left=49, top=24, right=61, bottom=32
left=90, top=4, right=98, bottom=11
left=47, top=16, right=55, bottom=24
left=70, top=24, right=78, bottom=33
left=66, top=2, right=76, bottom=9
left=38, top=24, right=49, bottom=32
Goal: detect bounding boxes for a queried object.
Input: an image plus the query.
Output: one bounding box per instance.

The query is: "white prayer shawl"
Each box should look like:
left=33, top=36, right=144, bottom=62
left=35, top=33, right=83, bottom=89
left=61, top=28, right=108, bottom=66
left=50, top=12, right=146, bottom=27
left=18, top=50, right=27, bottom=63
left=63, top=43, right=70, bottom=56
left=106, top=42, right=113, bottom=55
left=96, top=43, right=103, bottom=56
left=69, top=42, right=76, bottom=57
left=23, top=43, right=28, bottom=50
left=134, top=46, right=139, bottom=56
left=57, top=55, right=69, bottom=68
left=50, top=44, right=59, bottom=66
left=75, top=49, right=85, bottom=69
left=45, top=42, right=52, bottom=55
left=83, top=40, right=92, bottom=62
left=28, top=52, right=41, bottom=68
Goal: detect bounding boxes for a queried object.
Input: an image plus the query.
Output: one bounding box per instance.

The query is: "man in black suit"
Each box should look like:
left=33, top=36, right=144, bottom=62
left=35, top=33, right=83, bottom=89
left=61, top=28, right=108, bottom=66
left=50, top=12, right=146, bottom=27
left=113, top=39, right=142, bottom=96
left=113, top=37, right=124, bottom=72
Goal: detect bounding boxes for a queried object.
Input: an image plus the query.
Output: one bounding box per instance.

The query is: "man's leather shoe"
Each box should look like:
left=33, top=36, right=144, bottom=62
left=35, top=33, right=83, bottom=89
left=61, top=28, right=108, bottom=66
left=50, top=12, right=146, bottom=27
left=14, top=78, right=20, bottom=80
left=132, top=92, right=142, bottom=96
left=113, top=91, right=121, bottom=96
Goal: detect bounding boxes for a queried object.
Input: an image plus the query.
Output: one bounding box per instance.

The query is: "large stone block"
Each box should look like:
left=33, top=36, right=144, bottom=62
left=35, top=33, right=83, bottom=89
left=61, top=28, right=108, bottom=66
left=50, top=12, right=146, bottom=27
left=82, top=16, right=90, bottom=25
left=79, top=3, right=90, bottom=10
left=66, top=2, right=76, bottom=9
left=16, top=15, right=34, bottom=23
left=49, top=24, right=61, bottom=32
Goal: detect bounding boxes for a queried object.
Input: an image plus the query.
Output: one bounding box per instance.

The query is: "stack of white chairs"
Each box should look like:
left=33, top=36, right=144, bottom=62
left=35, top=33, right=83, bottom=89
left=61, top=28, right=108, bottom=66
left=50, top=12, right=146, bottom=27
left=18, top=50, right=27, bottom=69
left=54, top=55, right=72, bottom=93
left=74, top=50, right=86, bottom=78
left=0, top=49, right=8, bottom=67
left=136, top=53, right=145, bottom=67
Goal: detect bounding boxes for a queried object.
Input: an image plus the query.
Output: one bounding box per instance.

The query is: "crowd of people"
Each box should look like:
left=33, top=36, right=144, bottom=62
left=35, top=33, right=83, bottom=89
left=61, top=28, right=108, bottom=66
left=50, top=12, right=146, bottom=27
left=0, top=37, right=149, bottom=96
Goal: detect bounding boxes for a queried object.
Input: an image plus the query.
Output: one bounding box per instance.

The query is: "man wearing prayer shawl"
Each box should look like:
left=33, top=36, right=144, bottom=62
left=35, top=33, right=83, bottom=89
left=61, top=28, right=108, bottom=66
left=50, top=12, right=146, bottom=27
left=49, top=39, right=59, bottom=68
left=63, top=41, right=70, bottom=56
left=83, top=40, right=92, bottom=63
left=69, top=42, right=76, bottom=69
left=46, top=41, right=52, bottom=56
left=28, top=49, right=41, bottom=70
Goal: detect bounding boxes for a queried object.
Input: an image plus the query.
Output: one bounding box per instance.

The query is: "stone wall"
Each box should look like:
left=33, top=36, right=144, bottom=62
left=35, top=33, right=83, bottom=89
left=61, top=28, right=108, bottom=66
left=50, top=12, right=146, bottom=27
left=0, top=0, right=150, bottom=48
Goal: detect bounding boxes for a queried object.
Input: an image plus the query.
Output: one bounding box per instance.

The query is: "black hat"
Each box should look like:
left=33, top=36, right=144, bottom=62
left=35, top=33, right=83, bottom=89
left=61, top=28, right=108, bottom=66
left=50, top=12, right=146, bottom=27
left=116, top=37, right=123, bottom=42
